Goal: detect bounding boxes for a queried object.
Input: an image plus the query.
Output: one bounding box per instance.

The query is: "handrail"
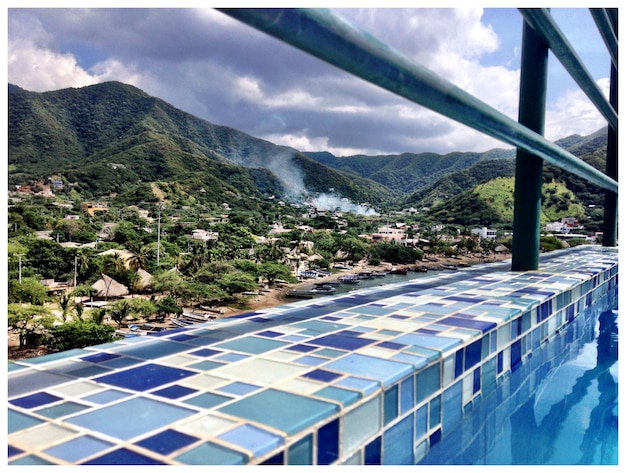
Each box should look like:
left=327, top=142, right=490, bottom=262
left=218, top=8, right=617, bottom=194
left=589, top=8, right=618, bottom=69
left=519, top=9, right=617, bottom=132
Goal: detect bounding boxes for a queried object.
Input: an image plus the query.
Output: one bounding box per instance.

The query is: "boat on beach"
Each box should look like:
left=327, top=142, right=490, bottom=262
left=338, top=274, right=360, bottom=284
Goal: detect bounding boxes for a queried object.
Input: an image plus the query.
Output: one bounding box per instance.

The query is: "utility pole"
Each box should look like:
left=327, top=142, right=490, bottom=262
left=16, top=253, right=24, bottom=283
left=157, top=203, right=164, bottom=265
left=74, top=255, right=78, bottom=288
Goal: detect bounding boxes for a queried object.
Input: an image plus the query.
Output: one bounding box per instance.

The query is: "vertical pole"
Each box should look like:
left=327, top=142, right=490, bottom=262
left=511, top=16, right=549, bottom=271
left=157, top=203, right=163, bottom=265
left=17, top=254, right=24, bottom=283
left=603, top=9, right=618, bottom=247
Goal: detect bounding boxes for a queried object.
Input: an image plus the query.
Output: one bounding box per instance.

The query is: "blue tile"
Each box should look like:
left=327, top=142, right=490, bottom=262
left=219, top=424, right=284, bottom=458
left=335, top=376, right=380, bottom=396
left=217, top=381, right=261, bottom=396
left=326, top=354, right=413, bottom=387
left=136, top=429, right=199, bottom=455
left=438, top=316, right=497, bottom=333
left=82, top=389, right=131, bottom=405
left=218, top=389, right=339, bottom=436
left=94, top=363, right=196, bottom=391
left=317, top=418, right=340, bottom=465
left=256, top=330, right=284, bottom=338
left=44, top=435, right=115, bottom=463
left=394, top=333, right=462, bottom=352
left=400, top=376, right=414, bottom=414
left=188, top=360, right=225, bottom=371
left=66, top=397, right=198, bottom=441
left=287, top=344, right=318, bottom=353
left=464, top=339, right=482, bottom=371
left=80, top=352, right=121, bottom=363
left=296, top=355, right=327, bottom=366
left=383, top=413, right=414, bottom=464
left=215, top=352, right=250, bottom=363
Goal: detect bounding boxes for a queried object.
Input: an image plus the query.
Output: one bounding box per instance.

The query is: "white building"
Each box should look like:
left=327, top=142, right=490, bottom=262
left=471, top=227, right=498, bottom=239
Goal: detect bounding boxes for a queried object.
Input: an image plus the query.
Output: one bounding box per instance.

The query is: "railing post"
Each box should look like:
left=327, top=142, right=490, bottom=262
left=511, top=16, right=549, bottom=271
left=603, top=9, right=618, bottom=247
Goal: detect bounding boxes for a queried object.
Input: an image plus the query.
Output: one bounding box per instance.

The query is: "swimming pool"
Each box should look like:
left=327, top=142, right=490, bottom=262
left=418, top=294, right=618, bottom=465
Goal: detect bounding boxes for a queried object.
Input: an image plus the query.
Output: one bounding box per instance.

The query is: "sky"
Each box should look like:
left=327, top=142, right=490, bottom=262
left=5, top=2, right=614, bottom=157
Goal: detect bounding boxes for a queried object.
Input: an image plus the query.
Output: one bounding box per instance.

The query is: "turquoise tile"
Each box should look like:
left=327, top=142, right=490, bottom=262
left=218, top=389, right=339, bottom=436
left=343, top=395, right=382, bottom=453
left=8, top=409, right=44, bottom=434
left=218, top=424, right=284, bottom=457
left=213, top=336, right=289, bottom=355
left=314, top=385, right=361, bottom=407
left=184, top=392, right=232, bottom=410
left=174, top=442, right=249, bottom=465
left=288, top=433, right=313, bottom=465
left=34, top=401, right=91, bottom=419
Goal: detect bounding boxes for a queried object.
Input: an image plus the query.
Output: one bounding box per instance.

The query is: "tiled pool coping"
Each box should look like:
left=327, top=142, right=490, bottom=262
left=7, top=245, right=618, bottom=465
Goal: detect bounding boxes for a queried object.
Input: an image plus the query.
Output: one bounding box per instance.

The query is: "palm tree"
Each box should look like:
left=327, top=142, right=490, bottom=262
left=57, top=293, right=73, bottom=322
left=128, top=247, right=150, bottom=272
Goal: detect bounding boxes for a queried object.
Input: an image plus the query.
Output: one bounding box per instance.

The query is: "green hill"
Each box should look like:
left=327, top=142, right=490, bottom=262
left=8, top=82, right=389, bottom=207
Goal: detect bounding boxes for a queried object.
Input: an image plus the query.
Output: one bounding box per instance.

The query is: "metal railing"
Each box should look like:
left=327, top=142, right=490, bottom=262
left=219, top=8, right=618, bottom=270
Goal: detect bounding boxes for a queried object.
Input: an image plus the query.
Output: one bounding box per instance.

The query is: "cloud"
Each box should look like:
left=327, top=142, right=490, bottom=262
left=7, top=7, right=610, bottom=157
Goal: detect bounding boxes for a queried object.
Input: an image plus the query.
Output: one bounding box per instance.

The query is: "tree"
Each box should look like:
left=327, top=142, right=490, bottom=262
left=57, top=293, right=74, bottom=322
left=8, top=303, right=55, bottom=349
left=217, top=272, right=258, bottom=296
left=258, top=262, right=296, bottom=286
left=107, top=300, right=135, bottom=327
left=8, top=277, right=48, bottom=305
left=155, top=296, right=183, bottom=321
left=46, top=320, right=117, bottom=352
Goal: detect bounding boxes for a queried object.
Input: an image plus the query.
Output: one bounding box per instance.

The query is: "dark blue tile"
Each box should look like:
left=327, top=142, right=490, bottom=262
left=377, top=341, right=406, bottom=351
left=8, top=445, right=24, bottom=457
left=190, top=348, right=222, bottom=357
left=135, top=429, right=199, bottom=455
left=464, top=339, right=482, bottom=371
left=317, top=418, right=339, bottom=465
left=288, top=344, right=318, bottom=353
left=261, top=451, right=284, bottom=465
left=94, top=364, right=196, bottom=391
left=83, top=448, right=166, bottom=465
left=10, top=392, right=62, bottom=409
left=80, top=352, right=121, bottom=363
left=309, top=333, right=375, bottom=351
left=302, top=369, right=341, bottom=383
left=364, top=436, right=382, bottom=465
left=256, top=330, right=283, bottom=338
left=152, top=385, right=198, bottom=399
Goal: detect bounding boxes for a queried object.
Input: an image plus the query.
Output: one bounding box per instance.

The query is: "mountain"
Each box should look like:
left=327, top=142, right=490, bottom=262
left=8, top=82, right=389, bottom=207
left=304, top=148, right=514, bottom=194
left=8, top=81, right=608, bottom=223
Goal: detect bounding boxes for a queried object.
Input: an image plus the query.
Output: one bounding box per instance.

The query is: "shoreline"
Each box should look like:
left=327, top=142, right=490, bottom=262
left=221, top=252, right=511, bottom=316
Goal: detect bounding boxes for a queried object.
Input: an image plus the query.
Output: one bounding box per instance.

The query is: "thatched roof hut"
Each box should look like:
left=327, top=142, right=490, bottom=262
left=91, top=273, right=129, bottom=299
left=134, top=268, right=152, bottom=290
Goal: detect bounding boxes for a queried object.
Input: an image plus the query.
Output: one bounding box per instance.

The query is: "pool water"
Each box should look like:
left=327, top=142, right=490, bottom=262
left=418, top=301, right=618, bottom=465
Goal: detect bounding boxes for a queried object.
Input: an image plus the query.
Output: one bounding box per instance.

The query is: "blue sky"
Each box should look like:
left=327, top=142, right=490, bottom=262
left=5, top=3, right=613, bottom=156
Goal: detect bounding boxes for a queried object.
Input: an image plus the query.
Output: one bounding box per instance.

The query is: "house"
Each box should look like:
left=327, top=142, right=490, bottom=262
left=82, top=201, right=109, bottom=216
left=471, top=227, right=498, bottom=239
left=191, top=229, right=219, bottom=242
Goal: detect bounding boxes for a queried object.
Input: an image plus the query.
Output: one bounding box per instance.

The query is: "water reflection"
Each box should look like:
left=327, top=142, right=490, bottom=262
left=419, top=303, right=618, bottom=465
